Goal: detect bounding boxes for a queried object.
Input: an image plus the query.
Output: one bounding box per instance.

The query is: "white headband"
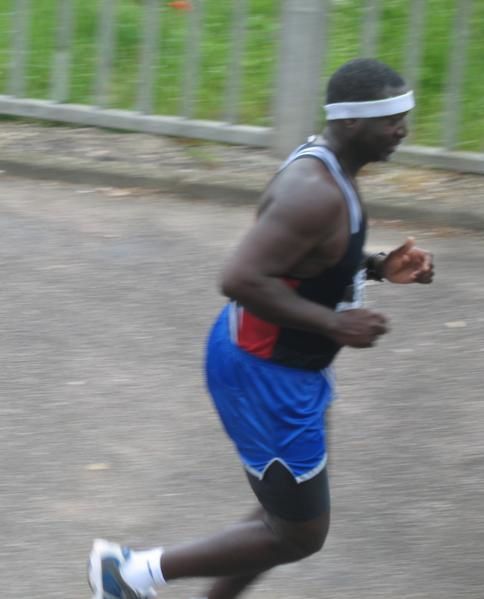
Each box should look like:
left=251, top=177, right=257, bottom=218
left=324, top=90, right=415, bottom=120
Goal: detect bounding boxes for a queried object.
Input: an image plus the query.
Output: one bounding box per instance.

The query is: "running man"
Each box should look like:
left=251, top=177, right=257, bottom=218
left=89, top=58, right=434, bottom=599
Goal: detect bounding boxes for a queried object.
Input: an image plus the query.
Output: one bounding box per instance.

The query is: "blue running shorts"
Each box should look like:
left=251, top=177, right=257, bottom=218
left=205, top=304, right=334, bottom=484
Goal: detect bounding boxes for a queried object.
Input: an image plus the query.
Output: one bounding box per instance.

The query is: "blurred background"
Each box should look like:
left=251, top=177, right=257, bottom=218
left=0, top=0, right=482, bottom=158
left=0, top=3, right=483, bottom=599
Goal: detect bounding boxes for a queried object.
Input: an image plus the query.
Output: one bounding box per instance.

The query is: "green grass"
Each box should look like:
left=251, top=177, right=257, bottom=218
left=0, top=0, right=482, bottom=150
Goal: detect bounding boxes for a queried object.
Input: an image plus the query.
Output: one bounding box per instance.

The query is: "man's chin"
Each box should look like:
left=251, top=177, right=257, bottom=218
left=379, top=147, right=398, bottom=161
left=369, top=152, right=391, bottom=163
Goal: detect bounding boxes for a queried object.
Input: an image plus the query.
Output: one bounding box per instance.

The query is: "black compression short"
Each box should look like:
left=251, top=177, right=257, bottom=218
left=246, top=460, right=330, bottom=521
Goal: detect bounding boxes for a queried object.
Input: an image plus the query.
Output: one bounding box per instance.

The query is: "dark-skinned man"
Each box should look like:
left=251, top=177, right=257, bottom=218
left=89, top=58, right=434, bottom=599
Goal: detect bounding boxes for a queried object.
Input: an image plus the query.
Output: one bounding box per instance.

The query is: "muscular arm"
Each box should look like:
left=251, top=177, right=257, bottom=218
left=220, top=159, right=389, bottom=349
left=220, top=161, right=346, bottom=337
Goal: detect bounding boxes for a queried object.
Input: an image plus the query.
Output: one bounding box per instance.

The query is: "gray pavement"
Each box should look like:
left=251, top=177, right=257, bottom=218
left=0, top=122, right=484, bottom=230
left=0, top=175, right=483, bottom=599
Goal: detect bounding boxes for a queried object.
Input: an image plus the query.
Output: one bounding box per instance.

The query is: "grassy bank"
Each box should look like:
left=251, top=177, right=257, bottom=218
left=0, top=0, right=482, bottom=150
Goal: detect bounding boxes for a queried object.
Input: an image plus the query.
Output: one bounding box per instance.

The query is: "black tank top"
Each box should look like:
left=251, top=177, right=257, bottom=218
left=230, top=139, right=367, bottom=370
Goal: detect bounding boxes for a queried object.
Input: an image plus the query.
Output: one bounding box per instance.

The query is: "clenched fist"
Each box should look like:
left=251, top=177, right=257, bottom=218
left=328, top=309, right=389, bottom=348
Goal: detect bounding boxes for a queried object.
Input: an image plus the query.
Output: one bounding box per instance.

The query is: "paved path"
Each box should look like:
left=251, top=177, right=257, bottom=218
left=0, top=122, right=484, bottom=230
left=1, top=175, right=483, bottom=599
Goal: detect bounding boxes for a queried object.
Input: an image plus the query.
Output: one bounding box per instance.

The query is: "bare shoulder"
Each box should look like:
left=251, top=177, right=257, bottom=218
left=221, top=156, right=349, bottom=284
left=259, top=156, right=345, bottom=234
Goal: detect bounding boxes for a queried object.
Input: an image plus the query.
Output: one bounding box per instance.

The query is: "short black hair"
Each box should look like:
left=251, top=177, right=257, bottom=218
left=326, top=58, right=406, bottom=104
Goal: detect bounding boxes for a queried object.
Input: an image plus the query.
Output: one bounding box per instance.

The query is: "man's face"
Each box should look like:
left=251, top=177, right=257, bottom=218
left=351, top=85, right=410, bottom=162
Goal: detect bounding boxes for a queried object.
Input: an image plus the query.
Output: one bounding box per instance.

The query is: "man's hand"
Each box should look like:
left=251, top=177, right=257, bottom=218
left=382, top=237, right=434, bottom=284
left=328, top=309, right=389, bottom=348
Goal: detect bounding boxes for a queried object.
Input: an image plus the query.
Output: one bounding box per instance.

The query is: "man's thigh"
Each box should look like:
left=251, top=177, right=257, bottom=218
left=246, top=460, right=330, bottom=522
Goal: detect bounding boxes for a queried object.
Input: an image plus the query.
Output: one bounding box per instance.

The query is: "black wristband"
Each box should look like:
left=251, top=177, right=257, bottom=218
left=366, top=252, right=387, bottom=281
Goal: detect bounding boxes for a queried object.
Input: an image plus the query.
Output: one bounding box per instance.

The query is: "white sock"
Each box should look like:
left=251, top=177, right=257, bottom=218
left=121, top=548, right=166, bottom=589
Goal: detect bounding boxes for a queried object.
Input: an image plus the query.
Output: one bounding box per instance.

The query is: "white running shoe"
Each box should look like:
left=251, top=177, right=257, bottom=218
left=88, top=539, right=157, bottom=599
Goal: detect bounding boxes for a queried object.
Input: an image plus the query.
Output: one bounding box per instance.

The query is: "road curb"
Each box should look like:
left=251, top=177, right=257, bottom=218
left=0, top=156, right=261, bottom=205
left=1, top=155, right=483, bottom=231
left=365, top=198, right=484, bottom=232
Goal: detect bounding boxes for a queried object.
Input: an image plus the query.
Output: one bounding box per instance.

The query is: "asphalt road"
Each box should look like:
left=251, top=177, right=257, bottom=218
left=0, top=176, right=483, bottom=599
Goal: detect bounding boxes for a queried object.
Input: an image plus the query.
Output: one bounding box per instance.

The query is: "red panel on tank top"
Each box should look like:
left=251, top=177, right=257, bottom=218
left=236, top=278, right=301, bottom=358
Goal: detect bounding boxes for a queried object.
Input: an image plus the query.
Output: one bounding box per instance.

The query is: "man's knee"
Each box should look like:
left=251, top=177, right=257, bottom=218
left=268, top=512, right=330, bottom=562
left=292, top=516, right=329, bottom=558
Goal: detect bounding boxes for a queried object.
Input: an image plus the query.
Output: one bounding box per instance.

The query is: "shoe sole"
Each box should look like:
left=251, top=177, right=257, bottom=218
left=88, top=539, right=125, bottom=599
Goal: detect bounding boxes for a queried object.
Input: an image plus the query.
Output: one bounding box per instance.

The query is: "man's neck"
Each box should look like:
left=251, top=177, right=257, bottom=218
left=320, top=128, right=367, bottom=178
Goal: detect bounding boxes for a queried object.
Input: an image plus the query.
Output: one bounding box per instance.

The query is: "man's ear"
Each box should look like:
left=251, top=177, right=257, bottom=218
left=342, top=118, right=366, bottom=140
left=343, top=118, right=361, bottom=130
